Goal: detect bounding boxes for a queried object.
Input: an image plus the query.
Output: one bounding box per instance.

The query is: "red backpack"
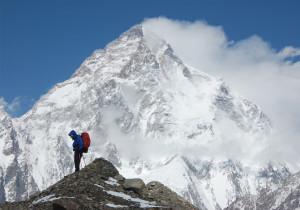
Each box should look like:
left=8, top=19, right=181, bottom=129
left=81, top=132, right=91, bottom=153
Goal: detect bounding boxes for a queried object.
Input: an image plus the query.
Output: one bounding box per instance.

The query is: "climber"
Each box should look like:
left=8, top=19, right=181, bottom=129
left=68, top=130, right=84, bottom=172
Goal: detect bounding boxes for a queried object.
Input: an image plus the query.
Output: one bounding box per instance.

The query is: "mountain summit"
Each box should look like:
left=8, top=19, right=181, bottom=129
left=0, top=25, right=294, bottom=209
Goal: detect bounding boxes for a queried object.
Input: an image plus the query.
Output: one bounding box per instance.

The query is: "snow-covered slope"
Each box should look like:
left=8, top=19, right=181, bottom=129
left=225, top=171, right=300, bottom=210
left=0, top=25, right=296, bottom=209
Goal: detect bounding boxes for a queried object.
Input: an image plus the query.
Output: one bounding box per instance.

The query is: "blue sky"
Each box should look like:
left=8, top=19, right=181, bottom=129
left=0, top=0, right=300, bottom=117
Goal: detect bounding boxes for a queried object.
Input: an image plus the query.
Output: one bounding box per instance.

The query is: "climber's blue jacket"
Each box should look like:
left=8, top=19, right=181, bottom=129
left=69, top=130, right=83, bottom=151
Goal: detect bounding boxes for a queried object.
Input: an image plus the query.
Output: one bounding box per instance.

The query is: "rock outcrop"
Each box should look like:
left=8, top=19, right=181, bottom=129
left=0, top=158, right=198, bottom=210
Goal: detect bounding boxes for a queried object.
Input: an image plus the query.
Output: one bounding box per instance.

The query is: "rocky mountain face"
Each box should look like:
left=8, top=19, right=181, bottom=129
left=0, top=25, right=297, bottom=209
left=0, top=108, right=39, bottom=202
left=225, top=171, right=300, bottom=210
left=0, top=158, right=197, bottom=209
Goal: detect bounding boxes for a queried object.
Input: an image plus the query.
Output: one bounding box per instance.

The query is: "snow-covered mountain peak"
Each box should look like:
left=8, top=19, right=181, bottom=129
left=0, top=24, right=293, bottom=210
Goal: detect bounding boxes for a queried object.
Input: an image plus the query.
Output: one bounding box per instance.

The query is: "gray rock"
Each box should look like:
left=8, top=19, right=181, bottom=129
left=143, top=181, right=198, bottom=210
left=114, top=174, right=125, bottom=182
left=124, top=178, right=145, bottom=195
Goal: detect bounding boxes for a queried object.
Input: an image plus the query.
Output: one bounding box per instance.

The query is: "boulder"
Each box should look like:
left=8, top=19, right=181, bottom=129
left=123, top=178, right=145, bottom=195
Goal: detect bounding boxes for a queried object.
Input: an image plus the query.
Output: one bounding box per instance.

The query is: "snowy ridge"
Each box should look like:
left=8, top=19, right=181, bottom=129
left=226, top=172, right=300, bottom=210
left=0, top=25, right=297, bottom=209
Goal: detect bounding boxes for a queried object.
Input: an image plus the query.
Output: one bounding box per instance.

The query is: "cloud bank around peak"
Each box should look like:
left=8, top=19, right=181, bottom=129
left=142, top=17, right=300, bottom=166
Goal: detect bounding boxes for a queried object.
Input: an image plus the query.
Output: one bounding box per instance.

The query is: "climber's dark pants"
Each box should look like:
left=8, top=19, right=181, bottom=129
left=74, top=149, right=83, bottom=172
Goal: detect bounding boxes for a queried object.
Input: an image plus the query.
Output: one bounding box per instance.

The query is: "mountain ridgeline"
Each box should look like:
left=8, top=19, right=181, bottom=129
left=0, top=25, right=298, bottom=209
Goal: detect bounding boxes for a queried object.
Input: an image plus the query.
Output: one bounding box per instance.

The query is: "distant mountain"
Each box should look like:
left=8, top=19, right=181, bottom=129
left=225, top=171, right=300, bottom=210
left=0, top=25, right=297, bottom=210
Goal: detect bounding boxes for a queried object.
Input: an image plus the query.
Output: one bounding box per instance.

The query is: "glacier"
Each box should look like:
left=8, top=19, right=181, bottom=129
left=0, top=24, right=298, bottom=209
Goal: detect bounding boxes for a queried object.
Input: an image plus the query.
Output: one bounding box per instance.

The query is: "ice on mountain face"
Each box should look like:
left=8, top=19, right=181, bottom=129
left=0, top=24, right=294, bottom=209
left=226, top=171, right=300, bottom=210
left=0, top=113, right=39, bottom=202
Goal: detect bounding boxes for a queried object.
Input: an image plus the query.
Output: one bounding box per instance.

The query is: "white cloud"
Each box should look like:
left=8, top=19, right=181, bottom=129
left=278, top=46, right=300, bottom=59
left=142, top=17, right=300, bottom=166
left=0, top=96, right=22, bottom=117
left=0, top=97, right=8, bottom=108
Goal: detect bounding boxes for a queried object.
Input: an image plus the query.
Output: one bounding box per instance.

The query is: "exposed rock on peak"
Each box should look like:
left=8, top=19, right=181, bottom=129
left=0, top=158, right=198, bottom=209
left=122, top=25, right=144, bottom=38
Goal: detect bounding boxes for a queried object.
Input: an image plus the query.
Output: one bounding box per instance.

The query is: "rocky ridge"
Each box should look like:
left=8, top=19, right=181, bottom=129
left=0, top=158, right=198, bottom=210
